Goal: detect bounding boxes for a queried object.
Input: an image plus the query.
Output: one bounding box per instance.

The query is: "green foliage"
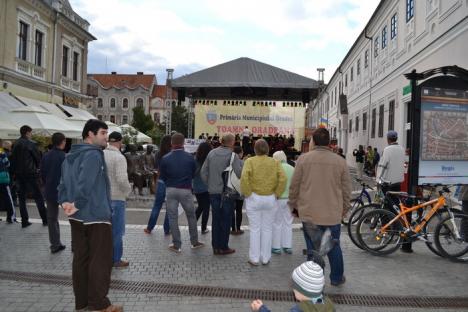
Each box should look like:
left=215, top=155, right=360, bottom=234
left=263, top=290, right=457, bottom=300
left=31, top=134, right=51, bottom=153
left=121, top=127, right=138, bottom=146
left=170, top=105, right=192, bottom=137
left=132, top=106, right=154, bottom=134
left=146, top=123, right=166, bottom=145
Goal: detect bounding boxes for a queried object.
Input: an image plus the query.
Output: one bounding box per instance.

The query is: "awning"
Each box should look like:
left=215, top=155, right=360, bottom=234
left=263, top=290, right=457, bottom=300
left=105, top=121, right=122, bottom=134
left=0, top=118, right=19, bottom=139
left=8, top=106, right=82, bottom=138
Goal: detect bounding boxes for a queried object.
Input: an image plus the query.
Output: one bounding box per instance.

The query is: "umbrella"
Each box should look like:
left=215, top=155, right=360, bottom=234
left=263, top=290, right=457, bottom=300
left=120, top=124, right=152, bottom=143
left=8, top=106, right=82, bottom=138
left=0, top=118, right=19, bottom=139
left=105, top=121, right=122, bottom=134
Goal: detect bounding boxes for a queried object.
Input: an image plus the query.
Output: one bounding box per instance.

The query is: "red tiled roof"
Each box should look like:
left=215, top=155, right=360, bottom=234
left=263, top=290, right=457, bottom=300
left=89, top=74, right=156, bottom=90
left=151, top=85, right=177, bottom=99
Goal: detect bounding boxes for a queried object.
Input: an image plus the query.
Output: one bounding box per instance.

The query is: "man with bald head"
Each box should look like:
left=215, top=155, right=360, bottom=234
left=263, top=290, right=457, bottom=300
left=159, top=133, right=204, bottom=253
left=201, top=133, right=242, bottom=255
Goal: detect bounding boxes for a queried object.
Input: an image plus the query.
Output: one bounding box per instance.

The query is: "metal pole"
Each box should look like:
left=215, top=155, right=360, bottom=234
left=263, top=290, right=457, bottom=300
left=407, top=70, right=420, bottom=196
left=187, top=97, right=193, bottom=139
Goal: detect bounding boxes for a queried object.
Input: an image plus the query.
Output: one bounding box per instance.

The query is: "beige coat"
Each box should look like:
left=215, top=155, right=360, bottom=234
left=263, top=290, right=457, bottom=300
left=288, top=146, right=352, bottom=225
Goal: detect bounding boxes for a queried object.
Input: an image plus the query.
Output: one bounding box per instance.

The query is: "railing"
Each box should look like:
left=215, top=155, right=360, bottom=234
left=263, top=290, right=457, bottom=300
left=16, top=58, right=46, bottom=80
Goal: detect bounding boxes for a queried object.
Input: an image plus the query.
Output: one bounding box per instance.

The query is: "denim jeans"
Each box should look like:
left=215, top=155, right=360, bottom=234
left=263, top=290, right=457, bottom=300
left=111, top=200, right=126, bottom=263
left=146, top=180, right=170, bottom=234
left=302, top=222, right=344, bottom=283
left=210, top=194, right=234, bottom=250
left=166, top=187, right=199, bottom=249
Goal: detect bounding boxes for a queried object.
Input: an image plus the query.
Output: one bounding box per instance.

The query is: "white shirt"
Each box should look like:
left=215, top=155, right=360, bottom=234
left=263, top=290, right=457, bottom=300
left=376, top=143, right=405, bottom=184
left=242, top=128, right=251, bottom=138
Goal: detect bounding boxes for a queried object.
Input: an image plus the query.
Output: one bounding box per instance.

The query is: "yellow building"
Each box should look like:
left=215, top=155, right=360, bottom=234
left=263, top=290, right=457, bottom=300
left=0, top=0, right=96, bottom=108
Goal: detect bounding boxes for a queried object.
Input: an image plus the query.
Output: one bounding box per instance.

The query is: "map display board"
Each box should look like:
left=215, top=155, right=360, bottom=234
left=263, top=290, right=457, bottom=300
left=418, top=87, right=468, bottom=184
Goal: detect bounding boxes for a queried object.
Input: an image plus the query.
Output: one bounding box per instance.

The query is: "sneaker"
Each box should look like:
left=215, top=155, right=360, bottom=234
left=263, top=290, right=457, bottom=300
left=51, top=245, right=66, bottom=254
left=218, top=248, right=236, bottom=255
left=191, top=242, right=205, bottom=249
left=143, top=228, right=151, bottom=234
left=283, top=248, right=293, bottom=254
left=237, top=230, right=244, bottom=235
left=6, top=218, right=13, bottom=224
left=262, top=261, right=270, bottom=265
left=331, top=276, right=346, bottom=286
left=113, top=260, right=130, bottom=268
left=271, top=248, right=282, bottom=254
left=248, top=260, right=260, bottom=266
left=201, top=229, right=210, bottom=234
left=168, top=244, right=181, bottom=253
left=21, top=221, right=32, bottom=228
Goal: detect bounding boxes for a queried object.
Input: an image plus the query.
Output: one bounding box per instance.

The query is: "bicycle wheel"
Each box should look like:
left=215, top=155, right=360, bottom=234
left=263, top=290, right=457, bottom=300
left=347, top=203, right=381, bottom=250
left=356, top=209, right=403, bottom=256
left=342, top=198, right=364, bottom=225
left=422, top=208, right=453, bottom=258
left=434, top=213, right=468, bottom=262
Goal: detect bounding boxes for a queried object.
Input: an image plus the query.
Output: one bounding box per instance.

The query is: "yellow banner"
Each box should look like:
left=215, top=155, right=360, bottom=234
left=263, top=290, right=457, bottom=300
left=195, top=100, right=305, bottom=147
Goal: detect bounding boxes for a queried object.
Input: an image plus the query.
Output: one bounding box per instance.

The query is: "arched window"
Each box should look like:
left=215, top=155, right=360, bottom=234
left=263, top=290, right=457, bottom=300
left=97, top=114, right=103, bottom=120
left=122, top=98, right=128, bottom=109
left=154, top=112, right=160, bottom=122
left=136, top=98, right=144, bottom=109
left=110, top=115, right=115, bottom=123
left=122, top=115, right=128, bottom=124
left=110, top=98, right=116, bottom=108
left=97, top=98, right=103, bottom=108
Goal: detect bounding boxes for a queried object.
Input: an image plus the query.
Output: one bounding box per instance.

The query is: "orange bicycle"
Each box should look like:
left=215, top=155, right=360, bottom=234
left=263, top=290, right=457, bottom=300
left=356, top=186, right=468, bottom=261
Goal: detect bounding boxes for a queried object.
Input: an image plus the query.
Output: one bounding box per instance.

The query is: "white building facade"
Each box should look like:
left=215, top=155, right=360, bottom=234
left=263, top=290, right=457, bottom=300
left=310, top=0, right=468, bottom=163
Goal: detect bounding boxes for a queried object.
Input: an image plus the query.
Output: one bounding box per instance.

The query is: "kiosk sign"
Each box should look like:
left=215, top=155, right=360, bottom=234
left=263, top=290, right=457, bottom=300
left=418, top=87, right=468, bottom=184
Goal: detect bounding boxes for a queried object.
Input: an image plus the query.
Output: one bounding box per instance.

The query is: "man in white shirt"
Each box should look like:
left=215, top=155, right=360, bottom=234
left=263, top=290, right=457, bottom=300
left=376, top=130, right=412, bottom=253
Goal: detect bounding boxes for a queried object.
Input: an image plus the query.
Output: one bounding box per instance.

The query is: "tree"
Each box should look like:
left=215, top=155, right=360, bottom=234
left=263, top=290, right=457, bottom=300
left=170, top=105, right=194, bottom=138
left=132, top=107, right=154, bottom=134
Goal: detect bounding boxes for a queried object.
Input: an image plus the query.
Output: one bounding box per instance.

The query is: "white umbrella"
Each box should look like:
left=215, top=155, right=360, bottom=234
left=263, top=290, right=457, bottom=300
left=120, top=124, right=152, bottom=143
left=0, top=119, right=19, bottom=139
left=105, top=121, right=122, bottom=134
left=8, top=106, right=82, bottom=138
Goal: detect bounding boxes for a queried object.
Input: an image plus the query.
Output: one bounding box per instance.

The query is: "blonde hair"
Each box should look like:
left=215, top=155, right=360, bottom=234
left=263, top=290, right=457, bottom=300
left=272, top=151, right=287, bottom=163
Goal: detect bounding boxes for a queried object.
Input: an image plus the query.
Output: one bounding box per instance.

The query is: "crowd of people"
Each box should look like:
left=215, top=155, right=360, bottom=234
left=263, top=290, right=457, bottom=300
left=351, top=144, right=380, bottom=179
left=2, top=120, right=466, bottom=312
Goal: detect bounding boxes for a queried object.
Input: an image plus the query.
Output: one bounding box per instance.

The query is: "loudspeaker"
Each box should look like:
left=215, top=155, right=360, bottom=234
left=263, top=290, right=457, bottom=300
left=302, top=90, right=310, bottom=103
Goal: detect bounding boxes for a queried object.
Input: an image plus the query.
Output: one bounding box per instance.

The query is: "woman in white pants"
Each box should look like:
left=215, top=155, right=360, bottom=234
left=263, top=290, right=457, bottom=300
left=271, top=151, right=295, bottom=254
left=240, top=139, right=287, bottom=266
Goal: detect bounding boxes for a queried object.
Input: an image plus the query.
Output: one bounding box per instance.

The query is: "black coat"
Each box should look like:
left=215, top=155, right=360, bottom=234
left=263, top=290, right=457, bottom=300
left=10, top=137, right=42, bottom=177
left=40, top=148, right=65, bottom=202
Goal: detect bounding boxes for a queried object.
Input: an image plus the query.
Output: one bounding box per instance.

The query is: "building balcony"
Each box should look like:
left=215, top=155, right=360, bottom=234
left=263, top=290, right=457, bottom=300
left=15, top=58, right=46, bottom=81
left=61, top=76, right=81, bottom=92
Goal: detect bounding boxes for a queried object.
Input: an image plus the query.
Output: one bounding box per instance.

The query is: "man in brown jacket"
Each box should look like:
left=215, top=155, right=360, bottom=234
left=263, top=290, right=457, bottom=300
left=289, top=128, right=351, bottom=286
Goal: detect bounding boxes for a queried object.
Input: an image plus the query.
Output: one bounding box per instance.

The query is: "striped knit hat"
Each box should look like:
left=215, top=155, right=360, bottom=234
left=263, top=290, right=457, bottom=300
left=291, top=261, right=325, bottom=298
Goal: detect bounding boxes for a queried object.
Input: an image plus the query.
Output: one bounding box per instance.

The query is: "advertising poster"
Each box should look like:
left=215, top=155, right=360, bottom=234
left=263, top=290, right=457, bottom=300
left=419, top=87, right=468, bottom=184
left=195, top=100, right=306, bottom=150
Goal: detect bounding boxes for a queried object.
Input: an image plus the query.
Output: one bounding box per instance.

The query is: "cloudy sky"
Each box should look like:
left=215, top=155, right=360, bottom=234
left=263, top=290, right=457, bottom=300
left=69, top=0, right=379, bottom=83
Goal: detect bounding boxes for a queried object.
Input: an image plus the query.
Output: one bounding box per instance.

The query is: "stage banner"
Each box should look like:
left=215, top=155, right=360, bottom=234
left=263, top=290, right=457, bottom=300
left=195, top=102, right=305, bottom=149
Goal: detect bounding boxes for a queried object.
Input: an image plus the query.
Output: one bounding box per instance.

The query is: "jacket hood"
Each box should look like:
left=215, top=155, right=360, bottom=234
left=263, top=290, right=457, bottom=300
left=67, top=144, right=103, bottom=162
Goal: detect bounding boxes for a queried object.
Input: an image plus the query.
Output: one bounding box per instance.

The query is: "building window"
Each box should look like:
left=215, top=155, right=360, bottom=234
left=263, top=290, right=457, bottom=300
left=97, top=114, right=103, bottom=120
left=350, top=67, right=354, bottom=82
left=357, top=59, right=361, bottom=75
left=355, top=115, right=359, bottom=132
left=334, top=86, right=337, bottom=106
left=363, top=112, right=367, bottom=131
left=136, top=98, right=144, bottom=109
left=122, top=98, right=128, bottom=109
left=110, top=98, right=116, bottom=108
left=154, top=113, right=161, bottom=122
left=34, top=30, right=43, bottom=67
left=371, top=108, right=376, bottom=138
left=339, top=81, right=342, bottom=94
left=374, top=37, right=379, bottom=57
left=378, top=104, right=384, bottom=137
left=122, top=115, right=128, bottom=124
left=97, top=98, right=103, bottom=108
left=349, top=119, right=352, bottom=133
left=388, top=100, right=395, bottom=131
left=345, top=74, right=348, bottom=87
left=62, top=46, right=69, bottom=77
left=406, top=0, right=414, bottom=22
left=391, top=14, right=398, bottom=39
left=110, top=115, right=115, bottom=123
left=364, top=50, right=369, bottom=68
left=382, top=26, right=387, bottom=49
left=18, top=21, right=28, bottom=60
left=72, top=52, right=79, bottom=81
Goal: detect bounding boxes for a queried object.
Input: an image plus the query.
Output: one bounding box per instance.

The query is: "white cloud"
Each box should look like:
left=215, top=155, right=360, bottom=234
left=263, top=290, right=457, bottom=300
left=70, top=0, right=379, bottom=81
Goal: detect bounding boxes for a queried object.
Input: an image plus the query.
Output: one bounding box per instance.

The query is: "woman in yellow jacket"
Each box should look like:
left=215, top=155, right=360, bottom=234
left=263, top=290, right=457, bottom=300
left=240, top=139, right=286, bottom=266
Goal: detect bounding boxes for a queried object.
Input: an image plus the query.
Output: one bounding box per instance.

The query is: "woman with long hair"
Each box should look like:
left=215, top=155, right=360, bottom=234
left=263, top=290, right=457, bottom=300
left=193, top=142, right=212, bottom=234
left=144, top=135, right=172, bottom=235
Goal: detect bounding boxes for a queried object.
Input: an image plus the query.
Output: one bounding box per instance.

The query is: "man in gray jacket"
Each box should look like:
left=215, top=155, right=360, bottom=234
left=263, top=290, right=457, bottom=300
left=58, top=119, right=122, bottom=312
left=201, top=134, right=242, bottom=255
left=104, top=132, right=132, bottom=268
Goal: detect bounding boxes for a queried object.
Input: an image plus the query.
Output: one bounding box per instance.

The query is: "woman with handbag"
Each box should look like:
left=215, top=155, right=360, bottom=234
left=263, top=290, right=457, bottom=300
left=240, top=139, right=286, bottom=266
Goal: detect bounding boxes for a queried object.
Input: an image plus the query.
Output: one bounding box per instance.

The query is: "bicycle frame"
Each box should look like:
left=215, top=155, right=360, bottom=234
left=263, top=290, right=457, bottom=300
left=379, top=195, right=446, bottom=236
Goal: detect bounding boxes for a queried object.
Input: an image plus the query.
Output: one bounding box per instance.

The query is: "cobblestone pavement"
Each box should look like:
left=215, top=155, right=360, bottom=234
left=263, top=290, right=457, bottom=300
left=0, top=219, right=467, bottom=311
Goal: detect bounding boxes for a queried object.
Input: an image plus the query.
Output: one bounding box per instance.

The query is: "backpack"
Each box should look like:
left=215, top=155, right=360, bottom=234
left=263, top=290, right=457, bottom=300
left=222, top=153, right=241, bottom=198
left=0, top=153, right=10, bottom=184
